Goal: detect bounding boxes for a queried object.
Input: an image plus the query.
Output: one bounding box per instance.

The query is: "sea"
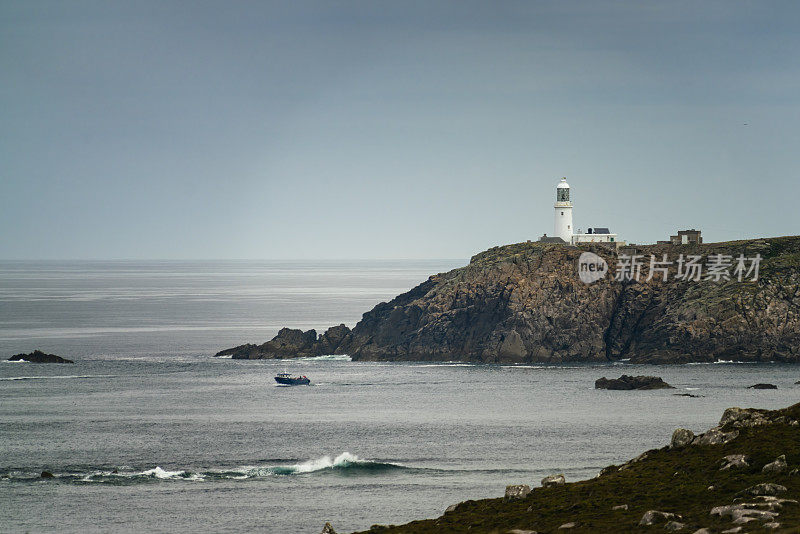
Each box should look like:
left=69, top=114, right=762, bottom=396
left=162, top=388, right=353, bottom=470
left=1, top=260, right=798, bottom=533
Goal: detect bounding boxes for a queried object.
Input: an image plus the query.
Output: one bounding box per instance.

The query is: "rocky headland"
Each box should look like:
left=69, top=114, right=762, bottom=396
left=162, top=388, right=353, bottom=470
left=217, top=236, right=800, bottom=364
left=346, top=402, right=800, bottom=533
left=8, top=350, right=74, bottom=364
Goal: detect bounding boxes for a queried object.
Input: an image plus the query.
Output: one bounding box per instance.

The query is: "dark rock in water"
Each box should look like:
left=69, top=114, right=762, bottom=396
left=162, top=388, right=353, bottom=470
left=748, top=383, right=778, bottom=389
left=320, top=522, right=337, bottom=534
left=595, top=375, right=674, bottom=390
left=9, top=350, right=74, bottom=364
left=40, top=471, right=54, bottom=478
left=674, top=392, right=703, bottom=397
left=215, top=324, right=352, bottom=359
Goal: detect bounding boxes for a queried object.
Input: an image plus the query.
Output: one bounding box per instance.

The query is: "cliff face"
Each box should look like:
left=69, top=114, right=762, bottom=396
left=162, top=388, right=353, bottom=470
left=217, top=236, right=800, bottom=363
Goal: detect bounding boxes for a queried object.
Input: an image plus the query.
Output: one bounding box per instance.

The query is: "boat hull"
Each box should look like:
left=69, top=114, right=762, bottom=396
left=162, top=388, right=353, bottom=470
left=275, top=376, right=310, bottom=386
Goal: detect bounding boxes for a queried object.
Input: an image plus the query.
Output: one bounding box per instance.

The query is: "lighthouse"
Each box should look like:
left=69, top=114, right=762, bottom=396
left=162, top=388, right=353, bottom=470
left=554, top=177, right=573, bottom=243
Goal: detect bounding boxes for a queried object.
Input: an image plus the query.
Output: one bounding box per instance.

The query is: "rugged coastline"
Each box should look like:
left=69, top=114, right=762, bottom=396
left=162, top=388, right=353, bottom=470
left=346, top=402, right=800, bottom=533
left=217, top=236, right=800, bottom=364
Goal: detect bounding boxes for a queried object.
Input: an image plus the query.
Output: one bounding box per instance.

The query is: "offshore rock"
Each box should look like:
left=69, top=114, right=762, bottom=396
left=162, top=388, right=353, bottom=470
left=320, top=522, right=337, bottom=534
left=595, top=375, right=674, bottom=390
left=219, top=237, right=800, bottom=363
left=748, top=383, right=778, bottom=389
left=8, top=350, right=74, bottom=364
left=215, top=325, right=352, bottom=359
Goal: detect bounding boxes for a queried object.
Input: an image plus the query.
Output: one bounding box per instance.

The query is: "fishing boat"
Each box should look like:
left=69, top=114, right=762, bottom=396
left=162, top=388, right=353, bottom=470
left=274, top=372, right=310, bottom=386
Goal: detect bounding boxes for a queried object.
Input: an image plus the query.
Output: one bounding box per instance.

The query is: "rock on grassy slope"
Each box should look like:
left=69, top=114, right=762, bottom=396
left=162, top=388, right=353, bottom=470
left=218, top=236, right=800, bottom=364
left=350, top=402, right=800, bottom=534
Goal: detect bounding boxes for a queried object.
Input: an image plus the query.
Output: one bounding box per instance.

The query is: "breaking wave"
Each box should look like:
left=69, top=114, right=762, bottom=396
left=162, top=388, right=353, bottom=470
left=0, top=453, right=407, bottom=485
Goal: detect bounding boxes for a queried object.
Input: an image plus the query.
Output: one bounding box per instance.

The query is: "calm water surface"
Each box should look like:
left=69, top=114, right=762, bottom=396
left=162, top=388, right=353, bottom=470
left=1, top=261, right=798, bottom=533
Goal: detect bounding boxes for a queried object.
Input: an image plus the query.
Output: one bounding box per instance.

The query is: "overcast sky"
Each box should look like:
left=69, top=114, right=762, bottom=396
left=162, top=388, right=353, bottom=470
left=2, top=1, right=798, bottom=259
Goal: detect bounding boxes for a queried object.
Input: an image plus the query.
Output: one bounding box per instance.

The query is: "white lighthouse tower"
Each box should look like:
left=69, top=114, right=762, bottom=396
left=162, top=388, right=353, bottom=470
left=554, top=177, right=573, bottom=243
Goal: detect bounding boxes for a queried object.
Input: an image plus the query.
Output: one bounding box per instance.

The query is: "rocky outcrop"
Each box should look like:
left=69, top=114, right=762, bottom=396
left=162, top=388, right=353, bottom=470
left=595, top=375, right=674, bottom=390
left=639, top=510, right=682, bottom=526
left=540, top=474, right=565, bottom=487
left=693, top=428, right=740, bottom=446
left=762, top=455, right=788, bottom=473
left=215, top=325, right=352, bottom=359
left=219, top=236, right=800, bottom=363
left=504, top=485, right=531, bottom=501
left=719, top=454, right=749, bottom=470
left=748, top=383, right=778, bottom=389
left=670, top=428, right=695, bottom=449
left=8, top=350, right=74, bottom=364
left=743, top=483, right=788, bottom=497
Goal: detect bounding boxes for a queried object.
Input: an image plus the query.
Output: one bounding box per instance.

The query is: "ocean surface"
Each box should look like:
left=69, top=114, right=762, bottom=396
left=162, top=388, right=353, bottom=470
left=1, top=260, right=798, bottom=533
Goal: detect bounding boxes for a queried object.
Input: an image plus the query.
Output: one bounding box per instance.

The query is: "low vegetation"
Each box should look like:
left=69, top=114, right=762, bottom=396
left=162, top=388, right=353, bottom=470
left=354, top=403, right=800, bottom=533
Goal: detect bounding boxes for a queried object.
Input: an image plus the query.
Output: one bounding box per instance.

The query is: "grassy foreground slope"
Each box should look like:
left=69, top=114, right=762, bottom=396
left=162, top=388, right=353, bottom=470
left=354, top=403, right=800, bottom=533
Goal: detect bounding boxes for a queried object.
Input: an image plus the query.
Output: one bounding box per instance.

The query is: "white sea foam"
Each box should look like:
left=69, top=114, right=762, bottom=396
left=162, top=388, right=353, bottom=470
left=506, top=365, right=582, bottom=369
left=413, top=363, right=475, bottom=368
left=140, top=467, right=186, bottom=479
left=687, top=360, right=760, bottom=365
left=295, top=354, right=352, bottom=361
